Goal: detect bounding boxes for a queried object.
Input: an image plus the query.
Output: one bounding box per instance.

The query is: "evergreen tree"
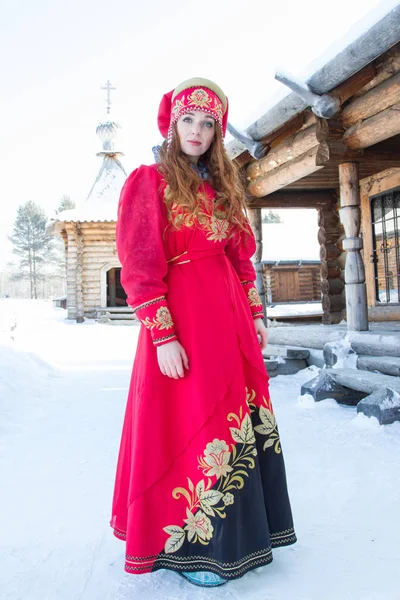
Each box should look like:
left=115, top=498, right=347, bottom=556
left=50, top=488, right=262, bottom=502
left=9, top=201, right=53, bottom=299
left=262, top=210, right=283, bottom=224
left=57, top=194, right=76, bottom=214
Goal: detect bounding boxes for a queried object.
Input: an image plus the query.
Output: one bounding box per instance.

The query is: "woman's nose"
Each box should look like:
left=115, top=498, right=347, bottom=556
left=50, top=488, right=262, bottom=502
left=192, top=122, right=201, bottom=136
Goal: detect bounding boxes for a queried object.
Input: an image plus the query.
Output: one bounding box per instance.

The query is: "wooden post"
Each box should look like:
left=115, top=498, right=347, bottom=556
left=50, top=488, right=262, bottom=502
left=338, top=163, right=368, bottom=331
left=248, top=208, right=266, bottom=320
left=74, top=223, right=85, bottom=324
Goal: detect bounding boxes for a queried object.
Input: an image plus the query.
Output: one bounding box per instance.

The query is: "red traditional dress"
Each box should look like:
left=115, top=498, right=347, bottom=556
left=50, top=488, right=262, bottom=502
left=110, top=163, right=296, bottom=579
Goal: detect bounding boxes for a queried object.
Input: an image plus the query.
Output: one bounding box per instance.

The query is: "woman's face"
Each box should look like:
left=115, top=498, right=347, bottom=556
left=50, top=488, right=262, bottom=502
left=176, top=111, right=215, bottom=163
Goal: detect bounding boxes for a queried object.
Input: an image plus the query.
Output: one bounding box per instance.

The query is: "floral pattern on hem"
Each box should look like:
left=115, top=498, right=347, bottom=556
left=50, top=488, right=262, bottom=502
left=163, top=388, right=281, bottom=554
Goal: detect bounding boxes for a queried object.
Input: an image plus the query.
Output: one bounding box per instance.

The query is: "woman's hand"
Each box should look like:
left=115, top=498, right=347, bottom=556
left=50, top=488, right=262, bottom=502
left=254, top=318, right=268, bottom=351
left=157, top=340, right=189, bottom=379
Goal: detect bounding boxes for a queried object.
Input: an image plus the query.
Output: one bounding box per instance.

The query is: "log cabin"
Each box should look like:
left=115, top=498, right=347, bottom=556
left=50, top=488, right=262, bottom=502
left=228, top=5, right=400, bottom=331
left=51, top=109, right=127, bottom=322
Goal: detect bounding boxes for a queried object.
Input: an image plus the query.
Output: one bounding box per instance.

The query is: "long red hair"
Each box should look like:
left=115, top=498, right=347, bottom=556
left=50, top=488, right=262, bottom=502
left=158, top=123, right=250, bottom=233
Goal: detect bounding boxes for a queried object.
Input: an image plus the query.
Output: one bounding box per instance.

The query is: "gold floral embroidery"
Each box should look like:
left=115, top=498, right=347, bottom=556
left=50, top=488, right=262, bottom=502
left=141, top=306, right=174, bottom=331
left=248, top=287, right=262, bottom=307
left=167, top=193, right=230, bottom=242
left=213, top=98, right=223, bottom=121
left=163, top=392, right=281, bottom=553
left=163, top=405, right=257, bottom=554
left=188, top=88, right=212, bottom=108
left=172, top=97, right=186, bottom=116
left=246, top=388, right=257, bottom=413
left=253, top=395, right=281, bottom=454
left=198, top=439, right=233, bottom=479
left=184, top=508, right=214, bottom=542
left=205, top=215, right=229, bottom=242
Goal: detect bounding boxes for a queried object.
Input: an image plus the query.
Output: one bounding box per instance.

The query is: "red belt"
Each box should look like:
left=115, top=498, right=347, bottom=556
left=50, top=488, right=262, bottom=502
left=167, top=249, right=225, bottom=266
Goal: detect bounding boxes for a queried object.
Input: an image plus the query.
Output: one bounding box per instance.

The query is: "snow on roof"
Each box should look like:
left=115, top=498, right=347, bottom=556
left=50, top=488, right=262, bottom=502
left=55, top=113, right=127, bottom=223
left=55, top=153, right=127, bottom=223
left=227, top=1, right=400, bottom=158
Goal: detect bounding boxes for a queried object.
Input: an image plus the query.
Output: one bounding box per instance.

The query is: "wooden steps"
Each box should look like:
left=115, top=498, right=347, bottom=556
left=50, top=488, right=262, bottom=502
left=96, top=306, right=137, bottom=325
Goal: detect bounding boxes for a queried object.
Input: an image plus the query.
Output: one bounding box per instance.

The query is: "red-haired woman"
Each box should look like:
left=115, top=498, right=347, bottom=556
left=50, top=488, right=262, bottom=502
left=110, top=78, right=296, bottom=588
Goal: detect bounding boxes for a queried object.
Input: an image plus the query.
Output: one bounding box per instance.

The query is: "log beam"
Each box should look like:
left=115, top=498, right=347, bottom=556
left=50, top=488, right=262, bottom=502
left=248, top=143, right=329, bottom=197
left=247, top=189, right=336, bottom=209
left=247, top=121, right=328, bottom=180
left=353, top=43, right=400, bottom=98
left=341, top=72, right=400, bottom=128
left=343, top=103, right=400, bottom=149
left=329, top=63, right=377, bottom=105
left=338, top=163, right=368, bottom=331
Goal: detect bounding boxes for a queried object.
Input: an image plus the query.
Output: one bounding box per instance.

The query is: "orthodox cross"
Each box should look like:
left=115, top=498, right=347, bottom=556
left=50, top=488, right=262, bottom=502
left=101, top=80, right=116, bottom=115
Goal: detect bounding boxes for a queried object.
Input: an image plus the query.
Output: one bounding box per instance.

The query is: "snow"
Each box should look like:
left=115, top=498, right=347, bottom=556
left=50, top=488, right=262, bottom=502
left=381, top=390, right=400, bottom=410
left=262, top=216, right=320, bottom=261
left=1, top=299, right=400, bottom=600
left=239, top=0, right=400, bottom=130
left=55, top=157, right=126, bottom=223
left=329, top=335, right=359, bottom=370
left=268, top=302, right=323, bottom=319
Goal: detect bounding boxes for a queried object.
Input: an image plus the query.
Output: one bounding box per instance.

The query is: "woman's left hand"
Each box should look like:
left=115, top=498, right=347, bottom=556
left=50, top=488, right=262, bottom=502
left=254, top=318, right=268, bottom=351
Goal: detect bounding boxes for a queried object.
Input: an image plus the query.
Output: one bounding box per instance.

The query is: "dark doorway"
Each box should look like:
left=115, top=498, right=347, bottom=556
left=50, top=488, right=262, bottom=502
left=371, top=187, right=400, bottom=304
left=107, top=268, right=128, bottom=307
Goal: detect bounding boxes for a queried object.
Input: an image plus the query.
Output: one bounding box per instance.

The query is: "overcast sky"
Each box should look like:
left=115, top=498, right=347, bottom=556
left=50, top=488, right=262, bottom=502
left=1, top=0, right=399, bottom=269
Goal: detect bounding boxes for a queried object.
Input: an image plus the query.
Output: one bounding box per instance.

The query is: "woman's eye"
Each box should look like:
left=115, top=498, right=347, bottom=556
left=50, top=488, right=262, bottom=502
left=183, top=117, right=192, bottom=123
left=204, top=122, right=213, bottom=128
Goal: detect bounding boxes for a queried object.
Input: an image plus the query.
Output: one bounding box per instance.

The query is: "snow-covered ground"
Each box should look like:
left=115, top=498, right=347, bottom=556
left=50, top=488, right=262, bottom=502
left=1, top=300, right=399, bottom=600
left=267, top=302, right=323, bottom=319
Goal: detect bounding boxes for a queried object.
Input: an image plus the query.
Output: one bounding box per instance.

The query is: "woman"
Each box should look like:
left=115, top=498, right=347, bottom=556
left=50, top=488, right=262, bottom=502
left=110, top=78, right=296, bottom=588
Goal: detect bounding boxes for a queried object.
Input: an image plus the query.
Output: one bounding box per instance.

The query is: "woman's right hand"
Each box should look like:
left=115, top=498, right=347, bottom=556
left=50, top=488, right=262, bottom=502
left=157, top=340, right=189, bottom=379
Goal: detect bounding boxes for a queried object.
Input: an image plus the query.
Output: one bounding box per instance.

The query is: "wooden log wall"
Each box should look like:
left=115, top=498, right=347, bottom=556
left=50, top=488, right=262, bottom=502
left=317, top=206, right=346, bottom=324
left=66, top=230, right=77, bottom=320
left=247, top=120, right=331, bottom=197
left=61, top=222, right=120, bottom=320
left=262, top=262, right=321, bottom=303
left=81, top=223, right=118, bottom=318
left=341, top=44, right=400, bottom=149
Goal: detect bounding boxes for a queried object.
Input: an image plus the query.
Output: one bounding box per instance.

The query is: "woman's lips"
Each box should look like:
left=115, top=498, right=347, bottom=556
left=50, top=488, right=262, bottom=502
left=188, top=140, right=201, bottom=146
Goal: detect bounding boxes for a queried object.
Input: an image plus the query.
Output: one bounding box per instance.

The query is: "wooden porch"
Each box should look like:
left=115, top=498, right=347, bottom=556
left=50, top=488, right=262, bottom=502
left=230, top=33, right=400, bottom=331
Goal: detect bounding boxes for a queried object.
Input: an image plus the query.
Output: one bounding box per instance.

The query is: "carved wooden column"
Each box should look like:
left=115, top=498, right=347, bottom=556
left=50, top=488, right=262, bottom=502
left=338, top=163, right=368, bottom=331
left=248, top=208, right=266, bottom=320
left=74, top=223, right=85, bottom=324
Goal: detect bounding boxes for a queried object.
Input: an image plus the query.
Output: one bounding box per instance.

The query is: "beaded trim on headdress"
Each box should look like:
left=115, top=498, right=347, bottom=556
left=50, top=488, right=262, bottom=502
left=167, top=86, right=225, bottom=148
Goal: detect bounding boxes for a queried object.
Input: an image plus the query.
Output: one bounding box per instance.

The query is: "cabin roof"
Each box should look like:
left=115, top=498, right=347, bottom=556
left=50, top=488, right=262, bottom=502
left=227, top=3, right=400, bottom=160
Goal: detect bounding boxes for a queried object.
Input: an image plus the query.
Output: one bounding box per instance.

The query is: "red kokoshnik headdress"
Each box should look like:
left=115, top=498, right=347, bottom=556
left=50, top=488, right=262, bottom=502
left=157, top=77, right=229, bottom=146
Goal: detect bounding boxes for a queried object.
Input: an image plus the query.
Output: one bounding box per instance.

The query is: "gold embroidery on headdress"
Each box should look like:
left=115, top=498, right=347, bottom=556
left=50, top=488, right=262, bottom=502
left=188, top=88, right=212, bottom=108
